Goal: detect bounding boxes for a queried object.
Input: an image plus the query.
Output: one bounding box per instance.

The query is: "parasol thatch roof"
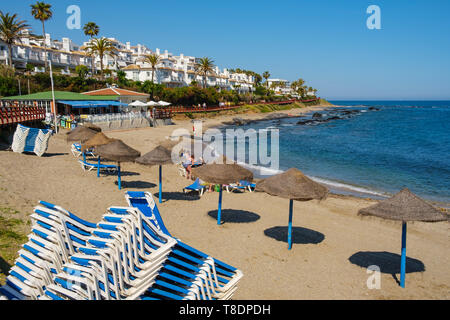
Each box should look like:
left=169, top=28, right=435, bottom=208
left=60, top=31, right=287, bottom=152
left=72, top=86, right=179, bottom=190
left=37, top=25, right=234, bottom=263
left=94, top=140, right=141, bottom=163
left=81, top=132, right=116, bottom=152
left=256, top=168, right=328, bottom=201
left=66, top=126, right=99, bottom=143
left=358, top=188, right=449, bottom=222
left=135, top=145, right=173, bottom=166
left=192, top=163, right=253, bottom=185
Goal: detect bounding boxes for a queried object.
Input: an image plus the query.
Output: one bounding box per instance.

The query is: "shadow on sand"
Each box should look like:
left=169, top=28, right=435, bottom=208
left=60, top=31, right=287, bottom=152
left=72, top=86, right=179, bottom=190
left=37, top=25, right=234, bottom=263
left=0, top=256, right=11, bottom=279
left=349, top=251, right=425, bottom=285
left=116, top=181, right=157, bottom=189
left=264, top=226, right=325, bottom=245
left=208, top=209, right=260, bottom=224
left=42, top=152, right=69, bottom=157
left=160, top=192, right=201, bottom=202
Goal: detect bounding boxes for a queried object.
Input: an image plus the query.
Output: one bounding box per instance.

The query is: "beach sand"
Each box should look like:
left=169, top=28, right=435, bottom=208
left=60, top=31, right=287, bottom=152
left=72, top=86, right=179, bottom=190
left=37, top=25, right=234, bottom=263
left=0, top=104, right=449, bottom=300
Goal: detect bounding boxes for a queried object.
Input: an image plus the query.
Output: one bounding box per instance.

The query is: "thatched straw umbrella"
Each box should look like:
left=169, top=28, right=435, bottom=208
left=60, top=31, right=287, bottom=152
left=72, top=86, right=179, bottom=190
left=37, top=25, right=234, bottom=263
left=66, top=126, right=100, bottom=162
left=256, top=168, right=328, bottom=250
left=81, top=132, right=117, bottom=178
left=358, top=188, right=448, bottom=288
left=135, top=145, right=174, bottom=204
left=192, top=164, right=253, bottom=225
left=95, top=140, right=141, bottom=190
left=66, top=126, right=98, bottom=144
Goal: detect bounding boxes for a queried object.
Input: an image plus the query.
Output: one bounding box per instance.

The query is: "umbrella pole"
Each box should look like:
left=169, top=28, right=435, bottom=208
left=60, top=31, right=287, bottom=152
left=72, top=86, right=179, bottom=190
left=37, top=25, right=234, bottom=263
left=288, top=199, right=293, bottom=250
left=118, top=162, right=122, bottom=190
left=97, top=156, right=101, bottom=178
left=83, top=151, right=86, bottom=162
left=217, top=186, right=223, bottom=225
left=400, top=222, right=407, bottom=288
left=159, top=165, right=162, bottom=204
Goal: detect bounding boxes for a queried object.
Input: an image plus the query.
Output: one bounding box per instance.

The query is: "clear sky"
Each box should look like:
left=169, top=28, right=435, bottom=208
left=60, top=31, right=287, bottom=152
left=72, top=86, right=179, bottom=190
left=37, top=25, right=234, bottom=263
left=3, top=0, right=450, bottom=100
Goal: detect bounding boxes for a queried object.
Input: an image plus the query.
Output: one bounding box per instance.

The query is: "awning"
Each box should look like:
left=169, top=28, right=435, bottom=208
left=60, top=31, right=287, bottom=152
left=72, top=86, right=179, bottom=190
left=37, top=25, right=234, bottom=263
left=58, top=100, right=128, bottom=108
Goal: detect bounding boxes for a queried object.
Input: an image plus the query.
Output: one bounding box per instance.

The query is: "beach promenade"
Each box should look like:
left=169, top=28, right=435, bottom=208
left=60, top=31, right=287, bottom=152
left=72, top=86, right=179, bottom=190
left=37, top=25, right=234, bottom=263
left=0, top=105, right=449, bottom=300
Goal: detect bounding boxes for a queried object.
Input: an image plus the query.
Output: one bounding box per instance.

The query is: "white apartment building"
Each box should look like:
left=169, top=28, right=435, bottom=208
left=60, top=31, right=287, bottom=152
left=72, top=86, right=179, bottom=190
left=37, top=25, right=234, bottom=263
left=267, top=79, right=293, bottom=95
left=1, top=30, right=255, bottom=92
left=0, top=29, right=92, bottom=72
left=123, top=50, right=255, bottom=92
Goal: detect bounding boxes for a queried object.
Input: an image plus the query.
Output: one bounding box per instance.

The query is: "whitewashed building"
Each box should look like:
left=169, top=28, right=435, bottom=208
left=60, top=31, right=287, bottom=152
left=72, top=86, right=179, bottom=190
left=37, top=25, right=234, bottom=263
left=1, top=30, right=255, bottom=92
left=0, top=29, right=92, bottom=72
left=122, top=50, right=255, bottom=92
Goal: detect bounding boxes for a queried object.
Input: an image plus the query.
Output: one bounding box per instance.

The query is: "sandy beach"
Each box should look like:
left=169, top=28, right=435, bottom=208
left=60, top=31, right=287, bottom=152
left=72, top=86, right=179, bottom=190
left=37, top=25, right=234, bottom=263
left=0, top=104, right=449, bottom=300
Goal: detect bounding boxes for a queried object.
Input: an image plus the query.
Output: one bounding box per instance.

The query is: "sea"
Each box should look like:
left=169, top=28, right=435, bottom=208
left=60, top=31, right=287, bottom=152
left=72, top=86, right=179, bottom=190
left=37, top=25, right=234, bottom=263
left=218, top=101, right=450, bottom=206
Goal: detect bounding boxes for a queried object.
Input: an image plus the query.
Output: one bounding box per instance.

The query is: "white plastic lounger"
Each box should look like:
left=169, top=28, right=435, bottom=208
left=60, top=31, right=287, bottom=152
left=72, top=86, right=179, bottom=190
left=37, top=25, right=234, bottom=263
left=78, top=159, right=118, bottom=172
left=71, top=143, right=96, bottom=158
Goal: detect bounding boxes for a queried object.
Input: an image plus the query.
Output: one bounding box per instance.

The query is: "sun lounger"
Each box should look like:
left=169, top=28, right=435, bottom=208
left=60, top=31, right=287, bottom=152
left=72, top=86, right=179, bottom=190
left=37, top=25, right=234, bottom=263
left=225, top=180, right=256, bottom=193
left=1, top=196, right=243, bottom=300
left=239, top=180, right=256, bottom=192
left=11, top=124, right=52, bottom=157
left=78, top=159, right=118, bottom=172
left=71, top=143, right=96, bottom=158
left=183, top=178, right=207, bottom=196
left=125, top=191, right=243, bottom=300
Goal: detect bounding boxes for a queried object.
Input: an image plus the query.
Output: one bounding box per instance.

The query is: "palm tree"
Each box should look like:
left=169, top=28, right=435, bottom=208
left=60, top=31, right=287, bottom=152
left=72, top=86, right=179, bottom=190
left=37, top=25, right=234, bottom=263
left=139, top=53, right=160, bottom=84
left=139, top=53, right=161, bottom=99
left=262, top=71, right=270, bottom=88
left=0, top=11, right=29, bottom=68
left=85, top=37, right=117, bottom=80
left=83, top=22, right=99, bottom=74
left=194, top=57, right=215, bottom=89
left=83, top=22, right=99, bottom=38
left=30, top=2, right=52, bottom=69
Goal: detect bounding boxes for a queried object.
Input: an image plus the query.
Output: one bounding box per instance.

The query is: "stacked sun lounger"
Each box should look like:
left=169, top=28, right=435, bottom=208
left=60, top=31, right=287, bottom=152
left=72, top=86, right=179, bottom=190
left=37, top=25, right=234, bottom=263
left=11, top=124, right=53, bottom=157
left=0, top=193, right=243, bottom=300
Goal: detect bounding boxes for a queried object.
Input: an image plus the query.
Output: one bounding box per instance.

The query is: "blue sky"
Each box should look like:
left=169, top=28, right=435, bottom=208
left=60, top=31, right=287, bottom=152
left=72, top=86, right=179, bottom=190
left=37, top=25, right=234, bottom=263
left=3, top=0, right=450, bottom=100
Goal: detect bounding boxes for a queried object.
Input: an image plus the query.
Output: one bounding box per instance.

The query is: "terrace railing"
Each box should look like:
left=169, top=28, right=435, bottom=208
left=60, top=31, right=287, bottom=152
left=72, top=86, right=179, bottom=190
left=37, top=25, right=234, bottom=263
left=0, top=106, right=46, bottom=126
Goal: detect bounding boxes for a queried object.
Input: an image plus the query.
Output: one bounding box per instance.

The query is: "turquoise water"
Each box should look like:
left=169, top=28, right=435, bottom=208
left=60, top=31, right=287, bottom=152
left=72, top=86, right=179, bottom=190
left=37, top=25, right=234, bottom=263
left=222, top=101, right=450, bottom=205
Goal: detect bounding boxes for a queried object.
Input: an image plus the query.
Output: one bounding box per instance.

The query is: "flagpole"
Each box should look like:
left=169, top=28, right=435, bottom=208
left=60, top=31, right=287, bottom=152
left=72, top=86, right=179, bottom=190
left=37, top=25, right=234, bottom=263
left=49, top=55, right=58, bottom=134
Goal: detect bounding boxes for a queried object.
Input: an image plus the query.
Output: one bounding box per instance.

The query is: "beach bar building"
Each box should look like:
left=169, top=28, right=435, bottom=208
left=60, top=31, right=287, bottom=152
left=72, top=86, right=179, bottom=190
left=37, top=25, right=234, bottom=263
left=0, top=91, right=125, bottom=116
left=82, top=86, right=150, bottom=105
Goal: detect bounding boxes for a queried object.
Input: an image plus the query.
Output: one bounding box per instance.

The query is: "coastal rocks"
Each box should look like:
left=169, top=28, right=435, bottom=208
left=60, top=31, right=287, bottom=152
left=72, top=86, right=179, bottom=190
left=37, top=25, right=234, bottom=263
left=297, top=119, right=317, bottom=125
left=296, top=107, right=372, bottom=126
left=230, top=117, right=254, bottom=126
left=369, top=107, right=380, bottom=111
left=312, top=112, right=323, bottom=119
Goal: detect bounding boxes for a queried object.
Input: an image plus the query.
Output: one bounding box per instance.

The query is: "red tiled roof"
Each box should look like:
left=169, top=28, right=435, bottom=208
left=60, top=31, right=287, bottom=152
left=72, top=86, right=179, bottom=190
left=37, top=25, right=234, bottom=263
left=82, top=87, right=149, bottom=97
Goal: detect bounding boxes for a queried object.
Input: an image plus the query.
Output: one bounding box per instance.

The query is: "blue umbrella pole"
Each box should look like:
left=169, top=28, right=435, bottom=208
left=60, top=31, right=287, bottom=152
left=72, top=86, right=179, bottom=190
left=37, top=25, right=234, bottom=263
left=288, top=199, right=294, bottom=250
left=97, top=156, right=101, bottom=178
left=400, top=222, right=407, bottom=288
left=217, top=186, right=223, bottom=225
left=159, top=165, right=162, bottom=204
left=118, top=163, right=122, bottom=190
left=83, top=151, right=86, bottom=162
